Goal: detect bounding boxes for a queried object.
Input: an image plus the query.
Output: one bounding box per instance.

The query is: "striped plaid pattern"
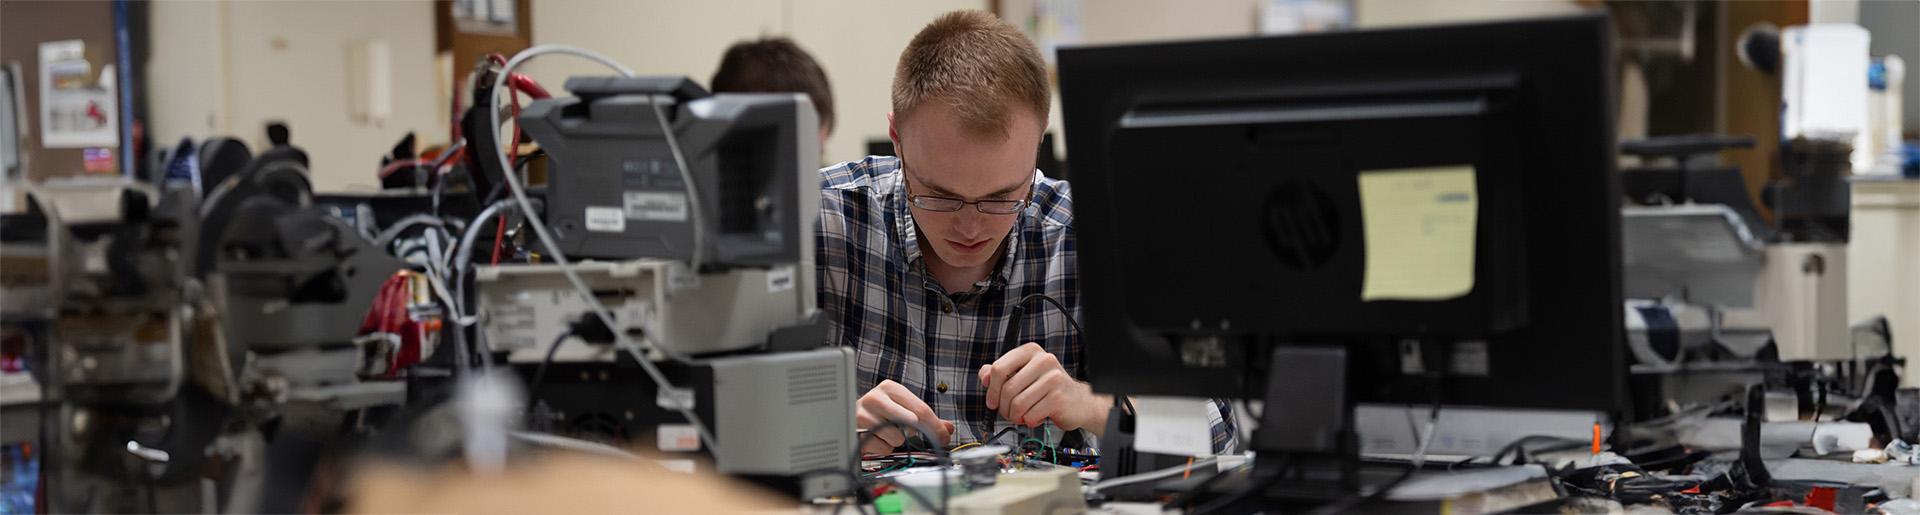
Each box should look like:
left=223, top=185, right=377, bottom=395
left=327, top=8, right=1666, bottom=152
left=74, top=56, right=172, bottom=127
left=816, top=156, right=1236, bottom=453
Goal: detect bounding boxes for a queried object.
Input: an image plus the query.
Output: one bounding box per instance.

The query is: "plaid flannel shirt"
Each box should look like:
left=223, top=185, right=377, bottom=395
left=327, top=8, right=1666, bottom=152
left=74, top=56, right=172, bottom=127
left=817, top=156, right=1237, bottom=453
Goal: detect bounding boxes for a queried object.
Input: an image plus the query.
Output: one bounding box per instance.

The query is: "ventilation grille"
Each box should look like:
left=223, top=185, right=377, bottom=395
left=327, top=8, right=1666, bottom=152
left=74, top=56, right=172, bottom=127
left=787, top=363, right=843, bottom=405
left=789, top=439, right=843, bottom=470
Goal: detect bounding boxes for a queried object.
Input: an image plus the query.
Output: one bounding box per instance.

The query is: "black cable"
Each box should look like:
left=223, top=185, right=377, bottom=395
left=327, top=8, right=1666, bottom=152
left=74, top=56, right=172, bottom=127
left=1445, top=435, right=1585, bottom=471
left=448, top=313, right=474, bottom=378
left=989, top=293, right=1084, bottom=440
left=1164, top=462, right=1247, bottom=512
left=481, top=152, right=545, bottom=207
left=824, top=465, right=874, bottom=515
left=424, top=140, right=466, bottom=219
left=526, top=330, right=571, bottom=405
left=1192, top=466, right=1287, bottom=514
left=853, top=421, right=950, bottom=515
left=983, top=426, right=1020, bottom=446
left=145, top=473, right=159, bottom=513
left=1306, top=350, right=1449, bottom=515
left=999, top=293, right=1083, bottom=356
left=921, top=421, right=954, bottom=502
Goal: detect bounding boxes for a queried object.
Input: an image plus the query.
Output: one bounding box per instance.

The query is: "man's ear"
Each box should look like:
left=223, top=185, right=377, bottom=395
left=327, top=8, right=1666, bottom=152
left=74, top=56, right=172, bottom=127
left=887, top=111, right=901, bottom=157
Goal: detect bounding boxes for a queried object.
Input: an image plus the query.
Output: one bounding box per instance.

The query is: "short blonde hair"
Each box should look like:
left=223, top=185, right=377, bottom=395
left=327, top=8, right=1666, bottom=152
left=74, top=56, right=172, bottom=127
left=892, top=10, right=1050, bottom=138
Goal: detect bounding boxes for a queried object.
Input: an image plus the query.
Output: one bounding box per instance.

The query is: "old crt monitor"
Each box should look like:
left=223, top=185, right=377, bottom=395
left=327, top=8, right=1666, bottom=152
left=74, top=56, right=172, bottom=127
left=1059, top=14, right=1629, bottom=430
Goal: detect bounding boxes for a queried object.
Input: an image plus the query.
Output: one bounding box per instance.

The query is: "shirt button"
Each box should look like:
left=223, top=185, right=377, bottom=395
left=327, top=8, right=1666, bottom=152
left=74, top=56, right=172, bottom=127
left=936, top=382, right=949, bottom=393
left=942, top=302, right=954, bottom=314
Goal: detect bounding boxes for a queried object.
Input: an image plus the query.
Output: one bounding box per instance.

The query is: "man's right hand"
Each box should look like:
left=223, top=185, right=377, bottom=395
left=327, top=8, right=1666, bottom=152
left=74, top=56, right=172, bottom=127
left=856, top=379, right=955, bottom=455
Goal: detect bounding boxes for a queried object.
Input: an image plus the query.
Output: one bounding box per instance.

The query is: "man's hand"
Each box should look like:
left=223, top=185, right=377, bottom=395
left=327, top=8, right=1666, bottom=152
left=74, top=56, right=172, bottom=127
left=855, top=379, right=956, bottom=455
left=978, top=342, right=1111, bottom=436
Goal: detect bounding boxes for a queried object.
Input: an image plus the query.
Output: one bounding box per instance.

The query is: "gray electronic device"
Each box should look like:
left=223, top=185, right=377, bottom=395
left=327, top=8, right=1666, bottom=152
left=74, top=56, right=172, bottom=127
left=505, top=75, right=847, bottom=499
left=707, top=346, right=857, bottom=497
left=518, top=76, right=820, bottom=267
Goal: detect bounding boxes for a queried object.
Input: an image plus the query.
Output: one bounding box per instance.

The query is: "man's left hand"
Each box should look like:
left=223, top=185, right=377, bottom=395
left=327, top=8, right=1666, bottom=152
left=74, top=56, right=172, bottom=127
left=978, top=342, right=1110, bottom=435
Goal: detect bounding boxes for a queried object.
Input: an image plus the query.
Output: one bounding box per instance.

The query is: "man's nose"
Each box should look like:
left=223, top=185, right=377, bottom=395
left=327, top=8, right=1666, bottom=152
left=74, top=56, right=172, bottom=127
left=951, top=208, right=989, bottom=237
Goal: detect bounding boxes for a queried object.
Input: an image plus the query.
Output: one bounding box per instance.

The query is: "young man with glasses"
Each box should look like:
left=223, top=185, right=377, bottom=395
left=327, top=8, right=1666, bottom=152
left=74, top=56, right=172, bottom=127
left=818, top=10, right=1235, bottom=455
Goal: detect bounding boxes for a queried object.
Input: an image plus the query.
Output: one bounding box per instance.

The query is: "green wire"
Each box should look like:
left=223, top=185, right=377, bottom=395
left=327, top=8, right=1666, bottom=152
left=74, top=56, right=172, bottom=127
left=1048, top=425, right=1057, bottom=464
left=864, top=456, right=916, bottom=477
left=1021, top=427, right=1061, bottom=464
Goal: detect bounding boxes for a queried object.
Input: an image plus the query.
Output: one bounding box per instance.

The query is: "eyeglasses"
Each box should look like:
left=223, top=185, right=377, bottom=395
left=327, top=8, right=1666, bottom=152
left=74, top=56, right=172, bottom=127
left=908, top=194, right=1028, bottom=215
left=902, top=158, right=1031, bottom=215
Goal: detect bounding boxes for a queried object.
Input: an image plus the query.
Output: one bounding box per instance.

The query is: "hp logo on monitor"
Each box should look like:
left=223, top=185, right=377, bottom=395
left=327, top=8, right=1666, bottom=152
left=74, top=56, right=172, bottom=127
left=1261, top=180, right=1341, bottom=269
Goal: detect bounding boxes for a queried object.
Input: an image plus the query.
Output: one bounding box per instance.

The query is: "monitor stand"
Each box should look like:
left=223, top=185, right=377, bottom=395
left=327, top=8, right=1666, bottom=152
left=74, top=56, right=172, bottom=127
left=1248, top=345, right=1361, bottom=499
left=1158, top=346, right=1380, bottom=512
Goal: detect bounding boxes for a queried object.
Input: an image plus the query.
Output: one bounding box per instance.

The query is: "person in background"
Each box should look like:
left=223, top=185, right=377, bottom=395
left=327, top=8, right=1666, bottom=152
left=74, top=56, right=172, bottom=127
left=710, top=36, right=836, bottom=157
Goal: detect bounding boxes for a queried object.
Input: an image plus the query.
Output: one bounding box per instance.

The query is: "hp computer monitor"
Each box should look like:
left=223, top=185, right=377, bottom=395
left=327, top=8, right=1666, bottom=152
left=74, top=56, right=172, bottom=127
left=1060, top=14, right=1627, bottom=418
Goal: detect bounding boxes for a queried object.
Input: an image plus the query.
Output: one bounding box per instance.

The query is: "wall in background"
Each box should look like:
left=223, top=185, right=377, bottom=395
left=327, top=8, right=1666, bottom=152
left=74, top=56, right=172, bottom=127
left=1074, top=0, right=1257, bottom=45
left=522, top=0, right=984, bottom=166
left=1859, top=0, right=1918, bottom=136
left=148, top=1, right=443, bottom=192
left=151, top=0, right=986, bottom=190
left=1808, top=0, right=1859, bottom=24
left=1354, top=0, right=1588, bottom=28
left=139, top=0, right=1665, bottom=191
left=146, top=1, right=222, bottom=156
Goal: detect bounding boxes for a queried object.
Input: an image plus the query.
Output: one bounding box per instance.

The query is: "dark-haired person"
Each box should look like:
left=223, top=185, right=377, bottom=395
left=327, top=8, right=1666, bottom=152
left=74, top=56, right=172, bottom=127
left=711, top=36, right=835, bottom=156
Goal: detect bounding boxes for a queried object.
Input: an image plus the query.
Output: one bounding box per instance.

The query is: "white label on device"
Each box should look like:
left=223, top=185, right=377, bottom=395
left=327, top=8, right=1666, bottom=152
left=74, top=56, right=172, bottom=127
left=767, top=266, right=795, bottom=293
left=624, top=191, right=689, bottom=222
left=1132, top=396, right=1217, bottom=457
left=584, top=206, right=626, bottom=232
left=657, top=386, right=695, bottom=411
left=657, top=424, right=701, bottom=452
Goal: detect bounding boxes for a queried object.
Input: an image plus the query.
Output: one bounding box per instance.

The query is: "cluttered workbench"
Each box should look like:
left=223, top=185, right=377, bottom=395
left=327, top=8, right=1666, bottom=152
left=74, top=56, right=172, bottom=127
left=1, top=5, right=1915, bottom=514
left=813, top=426, right=1920, bottom=514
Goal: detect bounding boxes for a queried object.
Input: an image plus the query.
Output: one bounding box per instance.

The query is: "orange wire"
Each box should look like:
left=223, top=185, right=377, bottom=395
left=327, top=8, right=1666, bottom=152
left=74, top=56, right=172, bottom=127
left=1591, top=422, right=1604, bottom=455
left=1183, top=456, right=1195, bottom=479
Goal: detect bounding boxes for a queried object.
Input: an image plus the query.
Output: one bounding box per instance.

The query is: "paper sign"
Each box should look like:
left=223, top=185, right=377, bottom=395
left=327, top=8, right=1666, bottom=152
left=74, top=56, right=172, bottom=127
left=656, top=424, right=701, bottom=452
left=38, top=40, right=118, bottom=149
left=1358, top=166, right=1478, bottom=301
left=1131, top=396, right=1217, bottom=457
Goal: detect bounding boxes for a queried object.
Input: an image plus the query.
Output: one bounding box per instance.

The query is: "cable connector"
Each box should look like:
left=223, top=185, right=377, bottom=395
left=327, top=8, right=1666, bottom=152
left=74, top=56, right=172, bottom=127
left=569, top=312, right=618, bottom=346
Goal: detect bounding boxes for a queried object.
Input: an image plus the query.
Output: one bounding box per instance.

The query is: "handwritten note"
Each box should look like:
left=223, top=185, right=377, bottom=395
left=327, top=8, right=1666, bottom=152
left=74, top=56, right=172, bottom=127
left=1358, top=166, right=1479, bottom=301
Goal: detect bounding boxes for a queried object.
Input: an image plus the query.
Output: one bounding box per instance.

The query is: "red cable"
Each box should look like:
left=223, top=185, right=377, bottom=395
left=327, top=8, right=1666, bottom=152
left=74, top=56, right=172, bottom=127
left=491, top=84, right=524, bottom=265
left=508, top=80, right=524, bottom=165
left=509, top=73, right=551, bottom=99
left=490, top=214, right=507, bottom=265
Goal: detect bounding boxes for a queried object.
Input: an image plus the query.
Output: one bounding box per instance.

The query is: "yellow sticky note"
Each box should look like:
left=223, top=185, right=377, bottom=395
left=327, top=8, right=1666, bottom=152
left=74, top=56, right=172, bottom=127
left=1358, top=166, right=1478, bottom=301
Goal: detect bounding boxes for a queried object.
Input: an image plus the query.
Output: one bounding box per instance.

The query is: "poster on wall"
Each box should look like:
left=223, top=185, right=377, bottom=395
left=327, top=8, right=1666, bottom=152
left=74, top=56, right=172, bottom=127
left=37, top=39, right=119, bottom=149
left=453, top=0, right=518, bottom=36
left=1005, top=0, right=1082, bottom=66
left=1259, top=0, right=1353, bottom=35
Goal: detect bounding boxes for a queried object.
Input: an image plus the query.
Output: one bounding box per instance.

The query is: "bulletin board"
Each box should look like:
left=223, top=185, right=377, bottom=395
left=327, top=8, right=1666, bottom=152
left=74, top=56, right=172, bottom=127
left=0, top=0, right=121, bottom=181
left=434, top=0, right=531, bottom=146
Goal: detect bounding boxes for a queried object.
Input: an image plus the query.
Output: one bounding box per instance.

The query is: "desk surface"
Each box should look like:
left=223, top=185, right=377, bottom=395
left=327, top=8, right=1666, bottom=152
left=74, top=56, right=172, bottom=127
left=1768, top=457, right=1920, bottom=497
